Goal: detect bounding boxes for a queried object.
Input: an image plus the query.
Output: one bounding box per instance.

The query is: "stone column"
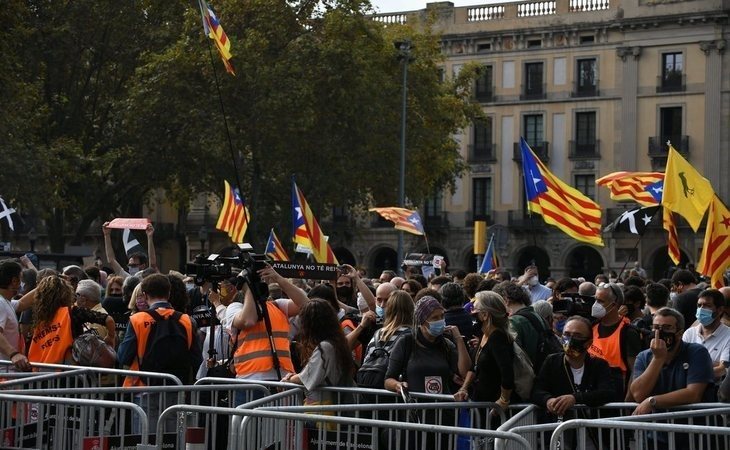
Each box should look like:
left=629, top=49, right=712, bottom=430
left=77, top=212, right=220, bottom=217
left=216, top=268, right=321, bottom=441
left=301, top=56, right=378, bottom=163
left=700, top=40, right=725, bottom=195
left=616, top=46, right=642, bottom=171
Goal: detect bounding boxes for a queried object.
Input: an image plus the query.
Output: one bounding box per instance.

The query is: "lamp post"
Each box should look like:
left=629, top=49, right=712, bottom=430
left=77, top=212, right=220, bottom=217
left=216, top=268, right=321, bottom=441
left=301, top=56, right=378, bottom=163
left=198, top=226, right=208, bottom=256
left=395, top=39, right=413, bottom=274
left=27, top=228, right=37, bottom=252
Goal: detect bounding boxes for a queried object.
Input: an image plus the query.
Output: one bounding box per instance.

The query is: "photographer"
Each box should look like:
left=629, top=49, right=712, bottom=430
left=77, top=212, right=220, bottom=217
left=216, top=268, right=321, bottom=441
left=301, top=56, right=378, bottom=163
left=195, top=276, right=240, bottom=380
left=230, top=264, right=309, bottom=390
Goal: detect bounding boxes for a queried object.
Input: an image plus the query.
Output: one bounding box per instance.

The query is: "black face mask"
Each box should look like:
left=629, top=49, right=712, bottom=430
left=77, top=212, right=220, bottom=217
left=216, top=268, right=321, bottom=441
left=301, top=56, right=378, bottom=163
left=659, top=330, right=677, bottom=351
left=625, top=304, right=636, bottom=316
left=336, top=286, right=353, bottom=300
left=561, top=336, right=590, bottom=352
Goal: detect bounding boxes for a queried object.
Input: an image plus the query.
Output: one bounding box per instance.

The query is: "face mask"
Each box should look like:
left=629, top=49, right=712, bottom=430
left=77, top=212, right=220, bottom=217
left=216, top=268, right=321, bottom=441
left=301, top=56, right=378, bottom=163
left=336, top=286, right=353, bottom=300
left=185, top=283, right=195, bottom=291
left=375, top=305, right=385, bottom=318
left=528, top=276, right=539, bottom=287
left=659, top=330, right=677, bottom=351
left=427, top=319, right=446, bottom=337
left=128, top=267, right=140, bottom=276
left=337, top=309, right=346, bottom=321
left=136, top=298, right=148, bottom=311
left=555, top=319, right=567, bottom=334
left=669, top=292, right=678, bottom=304
left=591, top=302, right=608, bottom=319
left=220, top=286, right=230, bottom=298
left=696, top=308, right=716, bottom=327
left=561, top=336, right=590, bottom=357
left=19, top=282, right=25, bottom=294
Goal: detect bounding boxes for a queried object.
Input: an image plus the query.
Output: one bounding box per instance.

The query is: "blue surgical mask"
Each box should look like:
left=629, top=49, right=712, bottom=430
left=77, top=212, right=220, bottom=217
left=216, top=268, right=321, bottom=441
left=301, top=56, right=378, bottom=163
left=375, top=305, right=385, bottom=318
left=696, top=307, right=716, bottom=327
left=427, top=319, right=446, bottom=337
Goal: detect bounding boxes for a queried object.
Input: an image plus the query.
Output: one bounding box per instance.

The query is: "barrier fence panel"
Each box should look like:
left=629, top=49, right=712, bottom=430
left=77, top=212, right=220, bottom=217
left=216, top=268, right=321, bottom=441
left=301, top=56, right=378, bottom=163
left=550, top=418, right=730, bottom=450
left=0, top=393, right=148, bottom=450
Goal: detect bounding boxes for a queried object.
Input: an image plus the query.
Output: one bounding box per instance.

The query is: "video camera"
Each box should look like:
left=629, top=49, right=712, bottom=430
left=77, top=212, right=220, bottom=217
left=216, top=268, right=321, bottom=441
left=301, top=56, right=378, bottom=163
left=552, top=293, right=595, bottom=318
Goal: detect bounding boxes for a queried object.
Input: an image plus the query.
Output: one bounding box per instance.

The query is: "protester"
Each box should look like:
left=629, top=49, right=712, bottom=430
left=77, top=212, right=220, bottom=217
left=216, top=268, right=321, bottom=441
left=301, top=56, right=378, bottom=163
left=400, top=279, right=422, bottom=301
left=102, top=222, right=157, bottom=277
left=0, top=260, right=34, bottom=371
left=682, top=289, right=730, bottom=382
left=517, top=265, right=552, bottom=302
left=29, top=276, right=114, bottom=364
left=457, top=291, right=516, bottom=408
left=282, top=299, right=355, bottom=406
left=440, top=282, right=473, bottom=340
left=362, top=290, right=415, bottom=363
left=375, top=282, right=397, bottom=319
left=493, top=281, right=548, bottom=370
left=75, top=279, right=115, bottom=346
left=671, top=269, right=703, bottom=330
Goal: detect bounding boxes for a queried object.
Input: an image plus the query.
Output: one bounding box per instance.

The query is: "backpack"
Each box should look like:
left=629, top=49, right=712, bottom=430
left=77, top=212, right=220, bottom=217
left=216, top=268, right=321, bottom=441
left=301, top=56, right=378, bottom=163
left=512, top=340, right=535, bottom=400
left=139, top=310, right=192, bottom=385
left=514, top=309, right=562, bottom=372
left=356, top=329, right=392, bottom=389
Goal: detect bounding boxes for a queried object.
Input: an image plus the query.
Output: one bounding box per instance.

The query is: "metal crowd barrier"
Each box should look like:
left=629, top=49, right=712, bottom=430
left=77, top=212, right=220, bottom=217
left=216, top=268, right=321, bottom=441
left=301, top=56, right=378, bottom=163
left=0, top=393, right=148, bottom=449
left=551, top=417, right=730, bottom=450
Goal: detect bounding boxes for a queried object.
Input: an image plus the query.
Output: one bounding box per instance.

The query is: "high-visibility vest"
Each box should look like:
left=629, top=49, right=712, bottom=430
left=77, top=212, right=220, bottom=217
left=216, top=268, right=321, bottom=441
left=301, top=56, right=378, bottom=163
left=341, top=318, right=362, bottom=363
left=123, top=308, right=194, bottom=387
left=28, top=307, right=74, bottom=364
left=588, top=318, right=629, bottom=374
left=233, top=302, right=294, bottom=377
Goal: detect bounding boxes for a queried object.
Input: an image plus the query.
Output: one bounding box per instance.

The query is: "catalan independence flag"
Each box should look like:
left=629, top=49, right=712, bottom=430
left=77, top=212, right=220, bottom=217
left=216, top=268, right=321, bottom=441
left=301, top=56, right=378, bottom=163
left=198, top=0, right=235, bottom=75
left=265, top=228, right=289, bottom=262
left=663, top=208, right=681, bottom=265
left=292, top=183, right=312, bottom=248
left=596, top=171, right=664, bottom=206
left=215, top=180, right=249, bottom=243
left=697, top=196, right=730, bottom=289
left=292, top=181, right=338, bottom=264
left=478, top=235, right=499, bottom=274
left=520, top=138, right=603, bottom=246
left=369, top=207, right=425, bottom=236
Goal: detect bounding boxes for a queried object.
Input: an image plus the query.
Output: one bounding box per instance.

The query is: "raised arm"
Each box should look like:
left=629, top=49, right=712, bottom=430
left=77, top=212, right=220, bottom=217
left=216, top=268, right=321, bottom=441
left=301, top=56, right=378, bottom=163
left=145, top=223, right=157, bottom=271
left=258, top=264, right=308, bottom=317
left=102, top=222, right=126, bottom=276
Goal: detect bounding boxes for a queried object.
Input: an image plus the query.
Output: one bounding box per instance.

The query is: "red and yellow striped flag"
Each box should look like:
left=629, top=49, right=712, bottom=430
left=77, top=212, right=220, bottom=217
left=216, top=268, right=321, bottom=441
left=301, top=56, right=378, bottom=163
left=596, top=171, right=664, bottom=206
left=697, top=196, right=730, bottom=288
left=215, top=180, right=249, bottom=243
left=663, top=208, right=680, bottom=265
left=291, top=182, right=338, bottom=264
left=265, top=228, right=290, bottom=262
left=198, top=0, right=235, bottom=75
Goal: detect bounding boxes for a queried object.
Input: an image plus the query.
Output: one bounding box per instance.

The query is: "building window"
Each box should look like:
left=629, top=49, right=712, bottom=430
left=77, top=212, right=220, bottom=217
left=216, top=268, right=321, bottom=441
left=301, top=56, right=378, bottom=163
left=424, top=191, right=443, bottom=219
left=573, top=111, right=597, bottom=157
left=523, top=62, right=544, bottom=99
left=472, top=178, right=492, bottom=221
left=471, top=118, right=494, bottom=161
left=574, top=174, right=596, bottom=200
left=524, top=114, right=544, bottom=148
left=575, top=58, right=597, bottom=96
left=661, top=53, right=684, bottom=92
left=660, top=106, right=683, bottom=148
left=475, top=65, right=493, bottom=102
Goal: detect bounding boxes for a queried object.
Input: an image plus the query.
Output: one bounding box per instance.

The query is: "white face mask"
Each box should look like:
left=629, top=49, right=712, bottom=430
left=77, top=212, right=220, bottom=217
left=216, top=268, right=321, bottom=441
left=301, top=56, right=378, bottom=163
left=185, top=283, right=195, bottom=291
left=528, top=276, right=539, bottom=287
left=669, top=292, right=678, bottom=304
left=337, top=309, right=346, bottom=321
left=591, top=302, right=608, bottom=319
left=128, top=267, right=140, bottom=276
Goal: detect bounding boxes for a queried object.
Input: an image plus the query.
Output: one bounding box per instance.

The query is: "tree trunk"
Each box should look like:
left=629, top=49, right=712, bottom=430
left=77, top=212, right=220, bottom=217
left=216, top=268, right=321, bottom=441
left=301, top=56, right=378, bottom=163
left=47, top=209, right=65, bottom=253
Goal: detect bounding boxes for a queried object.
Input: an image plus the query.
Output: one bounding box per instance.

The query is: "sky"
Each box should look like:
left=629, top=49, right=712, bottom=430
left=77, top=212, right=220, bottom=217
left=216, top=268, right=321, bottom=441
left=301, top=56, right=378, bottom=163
left=370, top=0, right=489, bottom=13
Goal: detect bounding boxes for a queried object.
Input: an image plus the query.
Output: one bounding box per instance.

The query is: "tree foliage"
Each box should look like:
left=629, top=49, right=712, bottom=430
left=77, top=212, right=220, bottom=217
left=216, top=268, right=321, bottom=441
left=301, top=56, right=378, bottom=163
left=0, top=0, right=480, bottom=252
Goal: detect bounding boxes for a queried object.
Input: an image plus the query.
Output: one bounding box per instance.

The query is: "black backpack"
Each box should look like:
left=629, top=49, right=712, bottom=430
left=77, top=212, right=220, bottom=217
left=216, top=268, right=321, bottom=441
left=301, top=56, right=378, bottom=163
left=514, top=309, right=562, bottom=372
left=356, top=330, right=391, bottom=389
left=139, top=310, right=192, bottom=385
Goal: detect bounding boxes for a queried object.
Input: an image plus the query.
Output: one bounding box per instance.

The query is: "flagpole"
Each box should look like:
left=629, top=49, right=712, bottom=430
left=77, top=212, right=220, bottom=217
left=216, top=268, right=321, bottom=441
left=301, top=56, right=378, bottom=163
left=521, top=168, right=539, bottom=252
left=204, top=39, right=250, bottom=236
left=423, top=232, right=431, bottom=255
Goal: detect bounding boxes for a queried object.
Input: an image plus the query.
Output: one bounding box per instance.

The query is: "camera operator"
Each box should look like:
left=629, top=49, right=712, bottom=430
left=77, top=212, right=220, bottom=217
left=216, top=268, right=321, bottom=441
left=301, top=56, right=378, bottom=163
left=229, top=263, right=309, bottom=395
left=195, top=276, right=241, bottom=380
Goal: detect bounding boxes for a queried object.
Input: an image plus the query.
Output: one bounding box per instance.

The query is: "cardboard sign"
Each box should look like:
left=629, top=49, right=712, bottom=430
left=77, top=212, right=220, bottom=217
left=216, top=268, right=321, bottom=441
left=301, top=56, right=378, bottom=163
left=271, top=262, right=338, bottom=280
left=107, top=218, right=150, bottom=230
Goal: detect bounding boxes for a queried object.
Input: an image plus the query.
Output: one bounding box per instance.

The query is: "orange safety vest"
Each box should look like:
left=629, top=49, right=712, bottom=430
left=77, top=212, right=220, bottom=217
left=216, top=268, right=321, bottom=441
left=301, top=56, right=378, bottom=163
left=341, top=318, right=363, bottom=363
left=233, top=302, right=294, bottom=377
left=28, top=307, right=74, bottom=364
left=588, top=318, right=629, bottom=374
left=123, top=308, right=194, bottom=387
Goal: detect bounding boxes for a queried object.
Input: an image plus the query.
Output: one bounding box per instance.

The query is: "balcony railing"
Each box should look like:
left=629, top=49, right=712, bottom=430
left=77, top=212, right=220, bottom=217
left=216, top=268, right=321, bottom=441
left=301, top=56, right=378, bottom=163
left=648, top=135, right=689, bottom=157
left=424, top=212, right=449, bottom=228
left=571, top=81, right=599, bottom=97
left=520, top=83, right=546, bottom=100
left=507, top=210, right=547, bottom=230
left=656, top=73, right=686, bottom=93
left=474, top=89, right=494, bottom=103
left=468, top=144, right=497, bottom=163
left=468, top=210, right=494, bottom=226
left=513, top=142, right=550, bottom=163
left=569, top=140, right=601, bottom=159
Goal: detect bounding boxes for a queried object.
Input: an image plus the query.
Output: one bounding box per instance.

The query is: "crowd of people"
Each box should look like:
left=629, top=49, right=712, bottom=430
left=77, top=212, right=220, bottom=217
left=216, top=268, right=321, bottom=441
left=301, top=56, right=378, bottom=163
left=2, top=231, right=730, bottom=444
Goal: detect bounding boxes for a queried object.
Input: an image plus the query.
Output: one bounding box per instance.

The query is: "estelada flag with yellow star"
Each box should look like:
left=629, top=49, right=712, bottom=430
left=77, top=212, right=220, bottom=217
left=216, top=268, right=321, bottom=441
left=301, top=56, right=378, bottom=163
left=661, top=145, right=714, bottom=232
left=697, top=195, right=730, bottom=288
left=291, top=181, right=338, bottom=264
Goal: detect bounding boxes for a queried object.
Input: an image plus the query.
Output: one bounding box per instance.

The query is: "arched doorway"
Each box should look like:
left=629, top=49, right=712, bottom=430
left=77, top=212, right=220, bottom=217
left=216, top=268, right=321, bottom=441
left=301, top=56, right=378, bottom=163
left=333, top=247, right=356, bottom=266
left=566, top=246, right=604, bottom=281
left=370, top=247, right=398, bottom=278
left=516, top=246, right=551, bottom=282
left=650, top=246, right=690, bottom=281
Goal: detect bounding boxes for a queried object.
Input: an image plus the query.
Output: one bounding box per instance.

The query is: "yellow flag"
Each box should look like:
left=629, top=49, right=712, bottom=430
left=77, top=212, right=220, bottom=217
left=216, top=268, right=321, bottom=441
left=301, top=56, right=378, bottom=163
left=697, top=196, right=730, bottom=289
left=661, top=146, right=714, bottom=231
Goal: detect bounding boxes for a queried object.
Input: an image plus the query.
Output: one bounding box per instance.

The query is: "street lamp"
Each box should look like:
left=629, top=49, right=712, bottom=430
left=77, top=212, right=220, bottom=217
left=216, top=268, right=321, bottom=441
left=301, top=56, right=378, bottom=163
left=395, top=39, right=413, bottom=274
left=198, top=226, right=208, bottom=255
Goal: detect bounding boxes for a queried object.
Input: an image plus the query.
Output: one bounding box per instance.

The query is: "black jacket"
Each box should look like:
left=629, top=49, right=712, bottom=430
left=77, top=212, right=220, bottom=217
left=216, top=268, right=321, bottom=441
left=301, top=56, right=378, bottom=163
left=531, top=352, right=615, bottom=408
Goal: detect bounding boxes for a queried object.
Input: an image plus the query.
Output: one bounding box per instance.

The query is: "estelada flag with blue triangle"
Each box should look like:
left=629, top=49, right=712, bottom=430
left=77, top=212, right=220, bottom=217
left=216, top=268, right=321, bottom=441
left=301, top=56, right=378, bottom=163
left=478, top=235, right=499, bottom=274
left=265, top=228, right=290, bottom=262
left=291, top=181, right=338, bottom=264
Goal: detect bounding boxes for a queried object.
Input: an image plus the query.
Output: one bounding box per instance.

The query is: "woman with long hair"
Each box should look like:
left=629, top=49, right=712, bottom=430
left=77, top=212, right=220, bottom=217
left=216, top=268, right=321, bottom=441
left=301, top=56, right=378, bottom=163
left=363, top=290, right=414, bottom=363
left=282, top=299, right=354, bottom=405
left=28, top=275, right=115, bottom=364
left=456, top=291, right=516, bottom=410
